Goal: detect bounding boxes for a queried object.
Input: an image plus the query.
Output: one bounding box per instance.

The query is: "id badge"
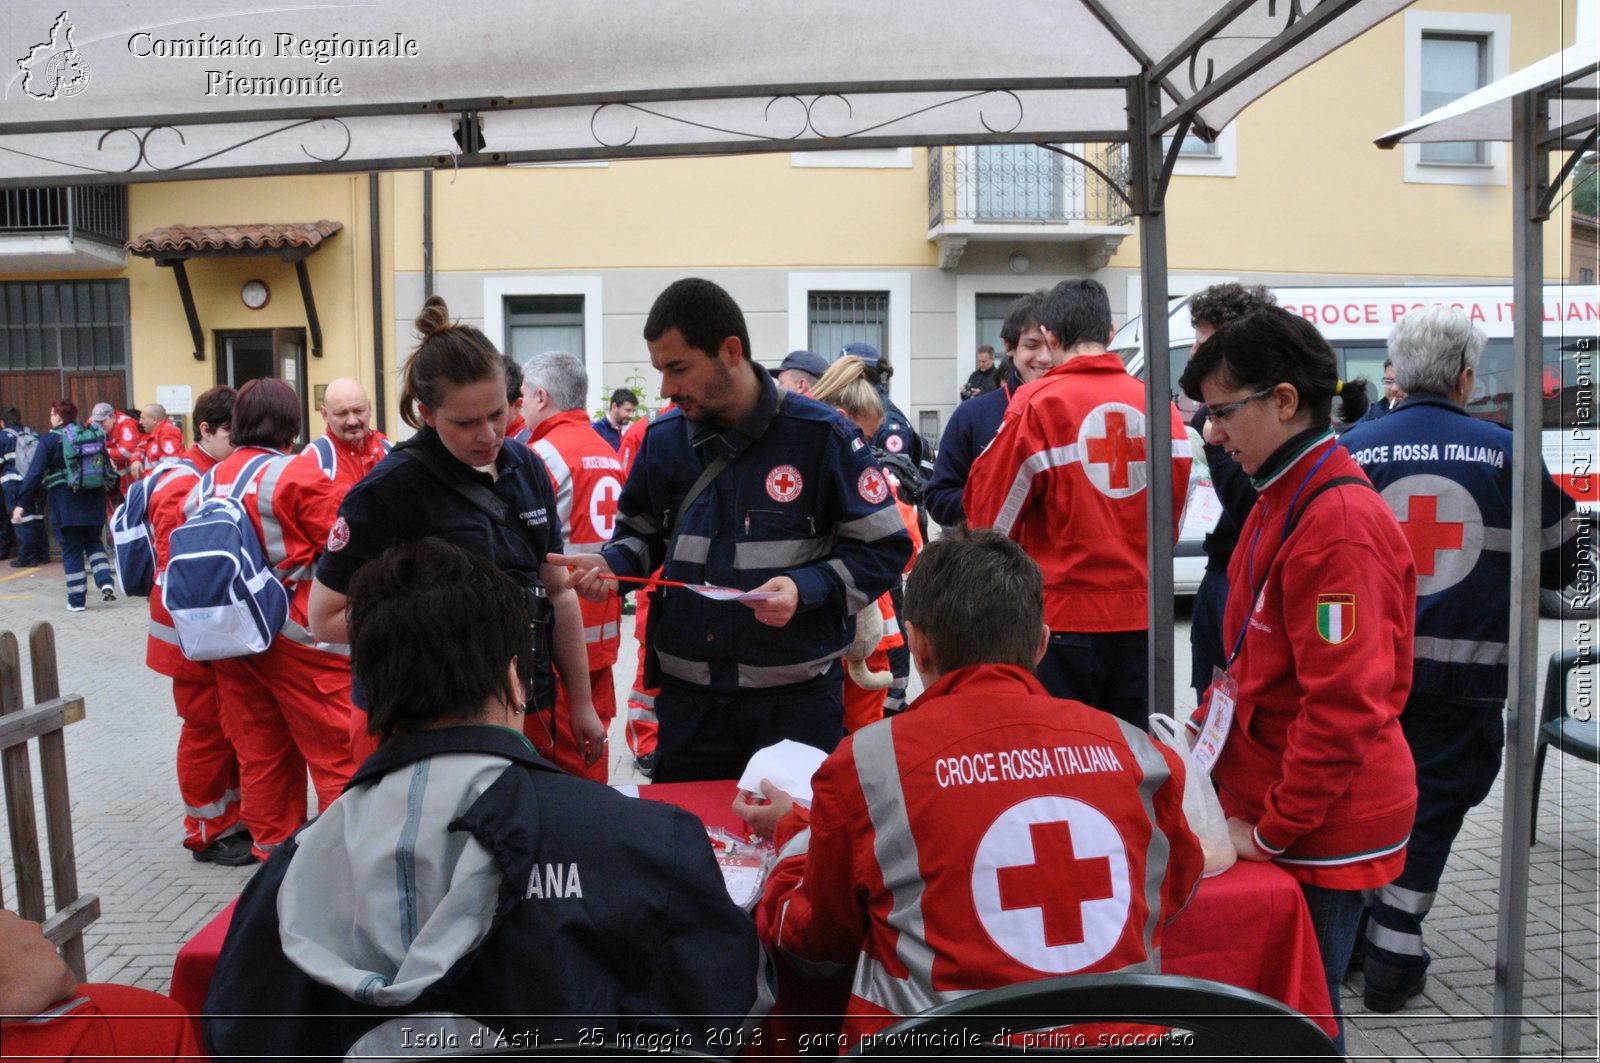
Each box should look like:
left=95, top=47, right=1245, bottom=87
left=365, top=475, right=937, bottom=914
left=1192, top=666, right=1237, bottom=774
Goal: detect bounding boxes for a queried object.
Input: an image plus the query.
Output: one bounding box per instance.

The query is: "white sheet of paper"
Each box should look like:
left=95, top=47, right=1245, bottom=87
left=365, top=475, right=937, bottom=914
left=611, top=784, right=640, bottom=798
left=736, top=739, right=829, bottom=805
left=1180, top=479, right=1224, bottom=538
left=689, top=584, right=783, bottom=602
left=1191, top=686, right=1235, bottom=774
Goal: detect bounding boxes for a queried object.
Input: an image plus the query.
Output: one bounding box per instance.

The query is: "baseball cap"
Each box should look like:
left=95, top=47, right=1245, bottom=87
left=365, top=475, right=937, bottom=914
left=89, top=402, right=115, bottom=424
left=839, top=342, right=880, bottom=363
left=776, top=350, right=829, bottom=379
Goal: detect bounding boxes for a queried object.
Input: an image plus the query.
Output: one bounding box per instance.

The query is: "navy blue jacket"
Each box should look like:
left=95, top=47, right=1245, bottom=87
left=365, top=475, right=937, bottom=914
left=924, top=372, right=1018, bottom=528
left=602, top=364, right=912, bottom=693
left=14, top=428, right=108, bottom=528
left=204, top=726, right=762, bottom=1062
left=1341, top=394, right=1579, bottom=701
left=591, top=417, right=624, bottom=451
left=872, top=395, right=922, bottom=467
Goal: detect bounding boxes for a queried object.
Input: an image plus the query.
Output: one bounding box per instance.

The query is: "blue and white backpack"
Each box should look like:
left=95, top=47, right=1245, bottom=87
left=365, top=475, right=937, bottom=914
left=110, top=459, right=199, bottom=598
left=163, top=454, right=289, bottom=661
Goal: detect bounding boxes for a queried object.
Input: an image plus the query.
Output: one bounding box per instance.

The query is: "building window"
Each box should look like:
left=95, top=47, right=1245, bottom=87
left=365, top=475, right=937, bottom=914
left=1402, top=11, right=1508, bottom=186
left=808, top=290, right=888, bottom=359
left=0, top=280, right=129, bottom=372
left=1582, top=267, right=1596, bottom=284
left=975, top=293, right=1020, bottom=357
left=1420, top=33, right=1489, bottom=165
left=506, top=295, right=585, bottom=361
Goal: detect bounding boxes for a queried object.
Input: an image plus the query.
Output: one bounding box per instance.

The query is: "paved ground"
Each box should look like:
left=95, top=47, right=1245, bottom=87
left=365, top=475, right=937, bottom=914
left=0, top=558, right=1595, bottom=1059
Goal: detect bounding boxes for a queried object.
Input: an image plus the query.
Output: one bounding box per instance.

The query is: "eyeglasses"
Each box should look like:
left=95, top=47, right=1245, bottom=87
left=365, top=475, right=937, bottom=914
left=1381, top=377, right=1396, bottom=388
left=1208, top=386, right=1276, bottom=423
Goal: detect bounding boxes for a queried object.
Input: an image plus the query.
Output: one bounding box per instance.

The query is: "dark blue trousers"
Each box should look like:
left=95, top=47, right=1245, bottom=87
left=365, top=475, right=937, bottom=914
left=54, top=522, right=112, bottom=607
left=654, top=665, right=845, bottom=783
left=1034, top=629, right=1149, bottom=728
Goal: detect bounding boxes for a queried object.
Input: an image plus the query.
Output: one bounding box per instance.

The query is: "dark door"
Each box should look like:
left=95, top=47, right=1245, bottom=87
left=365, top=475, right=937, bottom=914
left=215, top=328, right=309, bottom=446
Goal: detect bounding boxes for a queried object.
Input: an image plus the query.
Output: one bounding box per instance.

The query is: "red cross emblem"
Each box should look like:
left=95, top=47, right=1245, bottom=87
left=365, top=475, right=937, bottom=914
left=588, top=475, right=623, bottom=538
left=885, top=433, right=904, bottom=453
left=766, top=465, right=803, bottom=503
left=858, top=468, right=888, bottom=505
left=326, top=516, right=351, bottom=553
left=1083, top=408, right=1147, bottom=492
left=971, top=795, right=1130, bottom=973
left=1400, top=494, right=1463, bottom=577
left=997, top=820, right=1115, bottom=948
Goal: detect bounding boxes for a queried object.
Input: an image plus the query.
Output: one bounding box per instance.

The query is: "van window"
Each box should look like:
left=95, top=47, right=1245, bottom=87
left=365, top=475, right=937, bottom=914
left=1469, top=336, right=1598, bottom=429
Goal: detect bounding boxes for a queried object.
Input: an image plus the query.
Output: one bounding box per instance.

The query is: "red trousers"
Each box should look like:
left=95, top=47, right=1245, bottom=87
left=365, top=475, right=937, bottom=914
left=211, top=638, right=356, bottom=856
left=625, top=585, right=659, bottom=757
left=6, top=984, right=202, bottom=1062
left=172, top=671, right=242, bottom=851
left=843, top=646, right=891, bottom=733
left=528, top=666, right=617, bottom=781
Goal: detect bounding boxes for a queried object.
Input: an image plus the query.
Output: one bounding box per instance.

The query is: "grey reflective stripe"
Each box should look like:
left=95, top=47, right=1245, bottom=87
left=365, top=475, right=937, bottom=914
left=1481, top=527, right=1513, bottom=551
left=281, top=617, right=351, bottom=656
left=583, top=621, right=620, bottom=644
left=826, top=558, right=870, bottom=612
left=737, top=651, right=840, bottom=688
left=993, top=445, right=1080, bottom=536
left=185, top=787, right=241, bottom=821
left=617, top=510, right=659, bottom=537
left=882, top=614, right=901, bottom=637
left=627, top=690, right=656, bottom=709
left=851, top=722, right=947, bottom=1010
left=280, top=563, right=316, bottom=583
left=66, top=574, right=87, bottom=587
left=626, top=705, right=658, bottom=724
left=852, top=954, right=974, bottom=1015
left=1414, top=635, right=1508, bottom=666
left=837, top=505, right=905, bottom=543
left=734, top=537, right=831, bottom=570
left=1113, top=719, right=1174, bottom=963
left=26, top=997, right=92, bottom=1023
left=609, top=533, right=652, bottom=571
left=1376, top=882, right=1436, bottom=917
left=777, top=825, right=812, bottom=863
left=254, top=455, right=293, bottom=576
left=1546, top=517, right=1581, bottom=549
left=148, top=618, right=181, bottom=645
left=656, top=650, right=712, bottom=685
left=673, top=534, right=712, bottom=565
left=532, top=439, right=576, bottom=542
left=1367, top=921, right=1426, bottom=957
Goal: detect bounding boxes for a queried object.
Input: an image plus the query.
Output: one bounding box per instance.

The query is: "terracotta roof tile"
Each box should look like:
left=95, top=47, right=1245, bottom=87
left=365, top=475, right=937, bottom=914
left=127, top=220, right=343, bottom=256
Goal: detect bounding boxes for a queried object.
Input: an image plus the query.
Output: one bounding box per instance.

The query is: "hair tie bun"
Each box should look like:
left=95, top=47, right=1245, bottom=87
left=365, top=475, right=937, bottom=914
left=1334, top=379, right=1344, bottom=395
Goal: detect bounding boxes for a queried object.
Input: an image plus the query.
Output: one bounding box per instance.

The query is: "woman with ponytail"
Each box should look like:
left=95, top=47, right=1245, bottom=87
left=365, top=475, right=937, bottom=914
left=309, top=296, right=606, bottom=770
left=1177, top=305, right=1415, bottom=1052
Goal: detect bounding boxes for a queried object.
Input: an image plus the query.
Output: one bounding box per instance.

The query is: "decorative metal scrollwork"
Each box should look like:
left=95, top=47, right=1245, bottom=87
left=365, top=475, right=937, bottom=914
left=4, top=116, right=353, bottom=176
left=588, top=89, right=1028, bottom=147
left=1188, top=0, right=1321, bottom=95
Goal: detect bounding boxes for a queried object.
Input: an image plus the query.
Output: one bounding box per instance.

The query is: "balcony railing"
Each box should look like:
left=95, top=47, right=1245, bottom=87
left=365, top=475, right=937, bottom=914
left=928, top=144, right=1133, bottom=229
left=0, top=185, right=128, bottom=246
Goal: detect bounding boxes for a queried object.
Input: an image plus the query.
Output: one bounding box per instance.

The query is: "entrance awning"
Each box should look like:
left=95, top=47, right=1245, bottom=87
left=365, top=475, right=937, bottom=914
left=126, top=220, right=343, bottom=360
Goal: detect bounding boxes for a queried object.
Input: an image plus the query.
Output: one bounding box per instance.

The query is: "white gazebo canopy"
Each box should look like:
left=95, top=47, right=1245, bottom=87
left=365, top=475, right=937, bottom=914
left=0, top=0, right=1409, bottom=184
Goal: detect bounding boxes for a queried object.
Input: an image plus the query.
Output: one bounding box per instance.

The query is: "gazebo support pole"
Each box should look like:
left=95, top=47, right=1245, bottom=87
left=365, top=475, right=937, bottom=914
left=1491, top=85, right=1548, bottom=1063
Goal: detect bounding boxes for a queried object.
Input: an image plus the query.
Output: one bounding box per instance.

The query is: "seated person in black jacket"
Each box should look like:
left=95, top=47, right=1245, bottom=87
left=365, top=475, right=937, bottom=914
left=204, top=538, right=765, bottom=1063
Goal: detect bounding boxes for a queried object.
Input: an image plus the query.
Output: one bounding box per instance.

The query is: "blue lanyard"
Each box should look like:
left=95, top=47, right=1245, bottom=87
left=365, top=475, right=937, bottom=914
left=1224, top=444, right=1336, bottom=670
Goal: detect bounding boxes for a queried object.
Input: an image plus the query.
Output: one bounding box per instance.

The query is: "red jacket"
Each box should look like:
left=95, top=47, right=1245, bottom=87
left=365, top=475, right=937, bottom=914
left=530, top=409, right=624, bottom=670
left=964, top=354, right=1191, bottom=632
left=188, top=445, right=344, bottom=652
left=759, top=664, right=1202, bottom=1042
left=619, top=409, right=655, bottom=475
left=142, top=420, right=184, bottom=467
left=109, top=413, right=146, bottom=488
left=1191, top=434, right=1416, bottom=889
left=145, top=444, right=219, bottom=679
left=297, top=429, right=392, bottom=493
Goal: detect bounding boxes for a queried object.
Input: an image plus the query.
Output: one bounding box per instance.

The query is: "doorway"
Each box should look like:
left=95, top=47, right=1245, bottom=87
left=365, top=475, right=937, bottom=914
left=215, top=328, right=309, bottom=447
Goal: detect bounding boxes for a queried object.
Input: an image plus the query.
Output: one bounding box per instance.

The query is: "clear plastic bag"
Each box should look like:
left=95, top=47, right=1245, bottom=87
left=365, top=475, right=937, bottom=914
left=1148, top=714, right=1237, bottom=878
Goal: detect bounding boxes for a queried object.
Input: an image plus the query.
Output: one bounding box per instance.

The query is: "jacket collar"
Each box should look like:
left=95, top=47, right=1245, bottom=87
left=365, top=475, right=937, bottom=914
left=1040, top=350, right=1127, bottom=379
left=690, top=362, right=782, bottom=459
left=1391, top=392, right=1465, bottom=416
left=1250, top=426, right=1335, bottom=493
left=529, top=407, right=590, bottom=444
left=909, top=662, right=1050, bottom=708
left=345, top=724, right=557, bottom=793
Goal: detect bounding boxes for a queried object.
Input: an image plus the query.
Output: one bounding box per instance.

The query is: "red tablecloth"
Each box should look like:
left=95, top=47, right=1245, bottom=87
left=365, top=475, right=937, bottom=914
left=171, top=781, right=1335, bottom=1037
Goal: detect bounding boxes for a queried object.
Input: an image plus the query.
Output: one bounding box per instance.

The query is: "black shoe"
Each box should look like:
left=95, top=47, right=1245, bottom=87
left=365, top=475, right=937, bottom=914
left=634, top=751, right=658, bottom=779
left=1363, top=956, right=1427, bottom=1013
left=9, top=558, right=26, bottom=568
left=192, top=833, right=260, bottom=867
left=101, top=585, right=116, bottom=602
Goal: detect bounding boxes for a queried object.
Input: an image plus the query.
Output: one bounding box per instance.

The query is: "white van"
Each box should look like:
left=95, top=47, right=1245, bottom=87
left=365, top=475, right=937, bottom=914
left=1112, top=285, right=1598, bottom=613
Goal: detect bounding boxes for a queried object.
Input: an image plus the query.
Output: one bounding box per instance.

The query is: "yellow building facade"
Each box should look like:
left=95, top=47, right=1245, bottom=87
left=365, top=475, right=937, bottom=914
left=0, top=0, right=1587, bottom=444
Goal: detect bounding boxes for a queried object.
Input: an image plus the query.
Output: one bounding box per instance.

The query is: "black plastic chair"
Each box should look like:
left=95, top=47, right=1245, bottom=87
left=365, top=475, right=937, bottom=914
left=846, top=972, right=1338, bottom=1058
left=1532, top=647, right=1599, bottom=844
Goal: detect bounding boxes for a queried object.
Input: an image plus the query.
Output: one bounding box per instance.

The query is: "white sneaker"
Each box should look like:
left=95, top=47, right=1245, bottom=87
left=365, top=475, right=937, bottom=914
left=101, top=586, right=116, bottom=602
left=67, top=604, right=86, bottom=613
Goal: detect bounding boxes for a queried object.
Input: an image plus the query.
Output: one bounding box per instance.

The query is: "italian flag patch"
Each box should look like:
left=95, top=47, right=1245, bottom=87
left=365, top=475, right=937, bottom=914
left=1315, top=593, right=1356, bottom=644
